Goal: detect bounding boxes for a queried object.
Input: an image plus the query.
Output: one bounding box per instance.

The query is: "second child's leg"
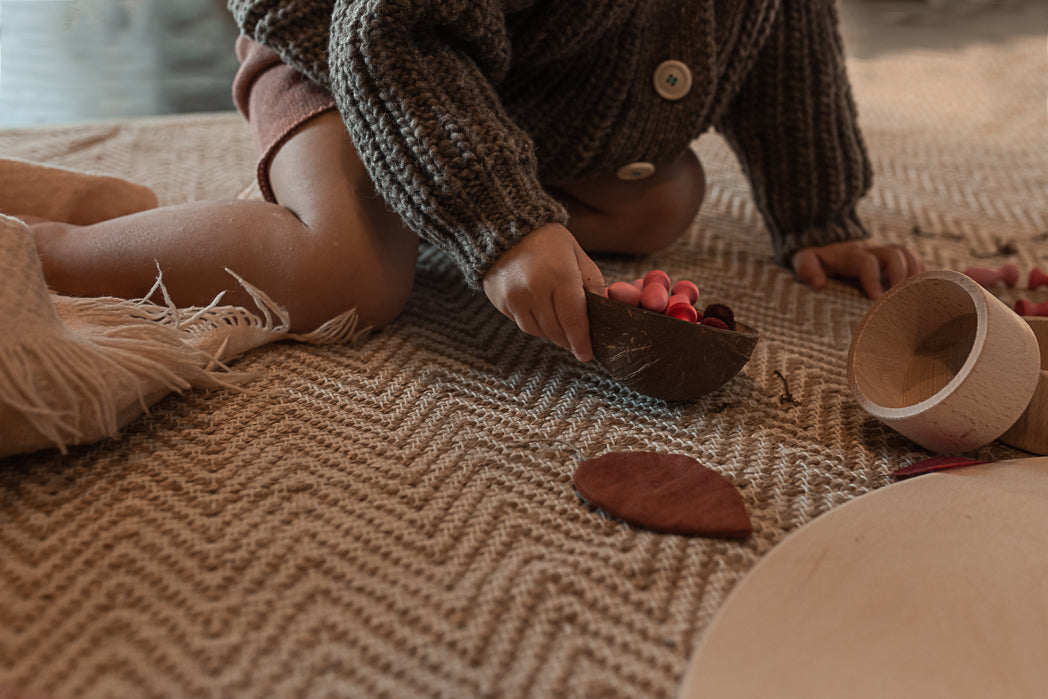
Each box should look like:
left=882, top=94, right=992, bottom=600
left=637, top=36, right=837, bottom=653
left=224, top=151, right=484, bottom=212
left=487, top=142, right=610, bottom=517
left=32, top=112, right=418, bottom=333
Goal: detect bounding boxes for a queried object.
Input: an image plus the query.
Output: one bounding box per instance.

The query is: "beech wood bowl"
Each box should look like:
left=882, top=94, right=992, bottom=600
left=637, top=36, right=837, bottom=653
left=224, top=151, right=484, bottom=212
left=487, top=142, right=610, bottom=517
left=1000, top=316, right=1048, bottom=455
left=847, top=270, right=1041, bottom=453
left=586, top=291, right=759, bottom=401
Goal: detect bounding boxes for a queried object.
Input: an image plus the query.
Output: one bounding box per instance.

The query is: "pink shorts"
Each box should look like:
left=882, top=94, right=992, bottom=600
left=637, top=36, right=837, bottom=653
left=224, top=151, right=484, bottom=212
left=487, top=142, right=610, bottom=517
left=232, top=36, right=337, bottom=203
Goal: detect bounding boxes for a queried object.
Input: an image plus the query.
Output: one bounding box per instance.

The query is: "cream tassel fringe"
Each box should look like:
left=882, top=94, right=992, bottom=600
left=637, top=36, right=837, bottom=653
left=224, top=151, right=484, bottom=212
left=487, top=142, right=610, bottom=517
left=0, top=214, right=365, bottom=458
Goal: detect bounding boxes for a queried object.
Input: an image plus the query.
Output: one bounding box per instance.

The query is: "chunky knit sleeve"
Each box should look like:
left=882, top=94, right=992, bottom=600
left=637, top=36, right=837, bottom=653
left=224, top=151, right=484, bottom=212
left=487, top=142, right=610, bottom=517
left=714, top=0, right=873, bottom=264
left=228, top=0, right=335, bottom=87
left=327, top=0, right=568, bottom=288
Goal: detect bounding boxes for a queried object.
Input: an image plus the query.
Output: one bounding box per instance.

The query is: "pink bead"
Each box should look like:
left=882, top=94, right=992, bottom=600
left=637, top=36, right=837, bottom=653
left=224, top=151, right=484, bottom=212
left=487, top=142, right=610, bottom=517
left=640, top=283, right=669, bottom=313
left=1000, top=264, right=1019, bottom=288
left=965, top=265, right=1019, bottom=289
left=1013, top=298, right=1048, bottom=316
left=670, top=279, right=699, bottom=304
left=1029, top=267, right=1048, bottom=290
left=964, top=267, right=1003, bottom=288
left=667, top=293, right=692, bottom=308
left=606, top=281, right=642, bottom=306
left=642, top=269, right=671, bottom=290
left=631, top=278, right=644, bottom=290
left=666, top=302, right=698, bottom=323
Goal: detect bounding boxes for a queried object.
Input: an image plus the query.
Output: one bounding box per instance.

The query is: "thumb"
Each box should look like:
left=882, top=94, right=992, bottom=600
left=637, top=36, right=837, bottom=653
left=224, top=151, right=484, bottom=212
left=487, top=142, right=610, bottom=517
left=575, top=247, right=605, bottom=292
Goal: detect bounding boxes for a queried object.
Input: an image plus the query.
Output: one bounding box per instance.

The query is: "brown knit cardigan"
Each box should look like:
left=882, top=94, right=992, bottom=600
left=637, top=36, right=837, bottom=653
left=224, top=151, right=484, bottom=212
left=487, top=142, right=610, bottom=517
left=228, top=0, right=873, bottom=287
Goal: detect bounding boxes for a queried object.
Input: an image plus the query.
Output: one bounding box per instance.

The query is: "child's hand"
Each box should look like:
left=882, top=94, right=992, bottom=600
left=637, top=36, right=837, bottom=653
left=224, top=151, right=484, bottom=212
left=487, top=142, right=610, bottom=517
left=482, top=223, right=605, bottom=361
left=791, top=240, right=925, bottom=299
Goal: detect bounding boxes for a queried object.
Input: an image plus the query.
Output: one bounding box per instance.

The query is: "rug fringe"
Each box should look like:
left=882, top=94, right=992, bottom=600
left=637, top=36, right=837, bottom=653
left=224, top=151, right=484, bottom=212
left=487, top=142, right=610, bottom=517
left=1, top=213, right=368, bottom=457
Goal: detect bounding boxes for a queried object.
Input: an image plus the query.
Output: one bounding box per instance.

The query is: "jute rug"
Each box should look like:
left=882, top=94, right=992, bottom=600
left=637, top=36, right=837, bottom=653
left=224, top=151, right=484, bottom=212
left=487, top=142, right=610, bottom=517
left=1, top=10, right=1046, bottom=698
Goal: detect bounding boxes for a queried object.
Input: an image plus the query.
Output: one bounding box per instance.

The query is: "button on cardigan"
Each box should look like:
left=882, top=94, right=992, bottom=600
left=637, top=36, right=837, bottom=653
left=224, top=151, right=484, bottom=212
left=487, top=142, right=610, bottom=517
left=228, top=0, right=873, bottom=288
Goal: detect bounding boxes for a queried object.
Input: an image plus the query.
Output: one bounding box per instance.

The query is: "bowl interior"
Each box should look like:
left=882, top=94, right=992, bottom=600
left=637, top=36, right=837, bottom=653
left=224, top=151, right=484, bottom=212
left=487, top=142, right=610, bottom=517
left=851, top=277, right=980, bottom=410
left=586, top=291, right=759, bottom=401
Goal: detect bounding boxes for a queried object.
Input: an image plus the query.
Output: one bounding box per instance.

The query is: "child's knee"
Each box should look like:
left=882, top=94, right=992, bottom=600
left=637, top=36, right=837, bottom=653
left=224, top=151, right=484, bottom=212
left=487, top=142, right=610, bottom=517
left=293, top=219, right=418, bottom=331
left=624, top=151, right=706, bottom=254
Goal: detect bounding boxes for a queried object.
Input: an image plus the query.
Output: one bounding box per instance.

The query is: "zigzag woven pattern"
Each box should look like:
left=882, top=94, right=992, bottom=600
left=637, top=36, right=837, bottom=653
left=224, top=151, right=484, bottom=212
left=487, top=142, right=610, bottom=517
left=2, top=19, right=1046, bottom=698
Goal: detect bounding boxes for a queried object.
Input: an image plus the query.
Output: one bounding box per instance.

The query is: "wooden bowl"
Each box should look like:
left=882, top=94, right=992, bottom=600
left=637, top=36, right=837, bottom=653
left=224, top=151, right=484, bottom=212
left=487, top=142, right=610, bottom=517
left=1000, top=316, right=1048, bottom=455
left=847, top=270, right=1041, bottom=453
left=586, top=291, right=759, bottom=401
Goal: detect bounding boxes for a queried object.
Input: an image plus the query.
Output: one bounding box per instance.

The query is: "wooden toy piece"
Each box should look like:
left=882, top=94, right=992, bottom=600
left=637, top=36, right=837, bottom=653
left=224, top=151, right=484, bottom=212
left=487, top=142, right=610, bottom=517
left=639, top=283, right=669, bottom=312
left=1014, top=298, right=1048, bottom=317
left=670, top=279, right=700, bottom=304
left=678, top=457, right=1048, bottom=699
left=586, top=291, right=758, bottom=401
left=573, top=451, right=751, bottom=538
left=667, top=292, right=692, bottom=308
left=1029, top=266, right=1048, bottom=290
left=666, top=302, right=698, bottom=323
left=605, top=281, right=642, bottom=306
left=847, top=270, right=1041, bottom=453
left=1000, top=316, right=1048, bottom=455
left=999, top=263, right=1019, bottom=287
left=963, top=264, right=1018, bottom=288
left=700, top=317, right=729, bottom=329
left=642, top=269, right=671, bottom=290
left=702, top=303, right=735, bottom=331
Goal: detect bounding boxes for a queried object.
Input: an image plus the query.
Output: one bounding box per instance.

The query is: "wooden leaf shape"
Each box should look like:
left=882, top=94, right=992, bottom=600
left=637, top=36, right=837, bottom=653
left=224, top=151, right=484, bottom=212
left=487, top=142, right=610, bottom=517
left=574, top=451, right=751, bottom=538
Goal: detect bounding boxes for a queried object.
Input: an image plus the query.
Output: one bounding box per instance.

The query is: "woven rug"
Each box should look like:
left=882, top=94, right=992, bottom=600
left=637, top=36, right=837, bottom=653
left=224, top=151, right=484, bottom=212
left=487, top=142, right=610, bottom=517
left=1, top=10, right=1046, bottom=698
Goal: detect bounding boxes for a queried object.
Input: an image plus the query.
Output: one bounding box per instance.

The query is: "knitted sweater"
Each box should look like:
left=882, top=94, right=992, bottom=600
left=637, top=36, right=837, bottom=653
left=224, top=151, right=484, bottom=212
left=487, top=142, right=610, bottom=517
left=228, top=0, right=872, bottom=288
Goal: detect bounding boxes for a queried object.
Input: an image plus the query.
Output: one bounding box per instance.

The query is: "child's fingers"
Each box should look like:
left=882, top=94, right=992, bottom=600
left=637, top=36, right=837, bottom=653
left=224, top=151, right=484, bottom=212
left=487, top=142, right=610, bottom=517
left=553, top=282, right=592, bottom=362
left=791, top=249, right=829, bottom=291
left=871, top=245, right=912, bottom=290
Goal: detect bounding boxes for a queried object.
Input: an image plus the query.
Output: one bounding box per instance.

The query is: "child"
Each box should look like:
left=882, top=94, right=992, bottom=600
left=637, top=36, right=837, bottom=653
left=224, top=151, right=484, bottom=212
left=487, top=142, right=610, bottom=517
left=29, top=0, right=923, bottom=363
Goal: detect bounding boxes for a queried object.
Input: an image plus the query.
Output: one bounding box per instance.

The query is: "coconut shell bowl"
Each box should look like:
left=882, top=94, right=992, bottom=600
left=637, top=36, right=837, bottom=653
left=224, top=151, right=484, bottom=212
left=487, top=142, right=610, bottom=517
left=585, top=291, right=759, bottom=401
left=848, top=270, right=1043, bottom=454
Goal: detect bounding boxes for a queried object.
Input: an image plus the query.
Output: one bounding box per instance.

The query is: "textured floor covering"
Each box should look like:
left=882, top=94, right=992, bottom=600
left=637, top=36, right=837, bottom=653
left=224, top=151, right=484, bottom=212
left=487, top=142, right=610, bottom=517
left=1, top=8, right=1046, bottom=698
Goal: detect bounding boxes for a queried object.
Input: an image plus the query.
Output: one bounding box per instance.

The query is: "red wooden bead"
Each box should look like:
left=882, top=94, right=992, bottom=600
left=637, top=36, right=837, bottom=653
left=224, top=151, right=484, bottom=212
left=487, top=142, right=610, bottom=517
left=1015, top=298, right=1036, bottom=316
left=965, top=265, right=1019, bottom=288
left=667, top=302, right=698, bottom=323
left=670, top=279, right=700, bottom=304
left=642, top=269, right=671, bottom=290
left=1029, top=267, right=1048, bottom=290
left=701, top=317, right=729, bottom=330
left=1000, top=263, right=1019, bottom=288
left=1014, top=298, right=1048, bottom=316
left=964, top=266, right=1003, bottom=288
left=606, top=281, right=642, bottom=306
left=640, top=283, right=669, bottom=312
left=667, top=293, right=692, bottom=308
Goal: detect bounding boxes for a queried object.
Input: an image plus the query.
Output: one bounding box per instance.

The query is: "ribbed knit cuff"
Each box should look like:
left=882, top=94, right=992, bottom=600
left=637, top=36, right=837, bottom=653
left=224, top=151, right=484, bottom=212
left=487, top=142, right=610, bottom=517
left=442, top=188, right=571, bottom=290
left=772, top=208, right=871, bottom=266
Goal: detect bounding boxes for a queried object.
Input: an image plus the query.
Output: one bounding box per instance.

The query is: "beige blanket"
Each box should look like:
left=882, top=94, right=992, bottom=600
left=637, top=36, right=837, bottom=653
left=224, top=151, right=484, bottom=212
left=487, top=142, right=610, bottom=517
left=1, top=10, right=1045, bottom=697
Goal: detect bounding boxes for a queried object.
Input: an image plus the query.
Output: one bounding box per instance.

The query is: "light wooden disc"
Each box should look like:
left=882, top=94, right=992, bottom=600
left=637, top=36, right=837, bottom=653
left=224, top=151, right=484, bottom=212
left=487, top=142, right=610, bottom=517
left=678, top=457, right=1048, bottom=699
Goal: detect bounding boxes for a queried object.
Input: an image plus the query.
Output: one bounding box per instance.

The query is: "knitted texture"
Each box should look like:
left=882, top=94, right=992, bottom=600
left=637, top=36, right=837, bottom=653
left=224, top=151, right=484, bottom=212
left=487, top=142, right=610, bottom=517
left=228, top=0, right=872, bottom=285
left=1, top=19, right=1045, bottom=696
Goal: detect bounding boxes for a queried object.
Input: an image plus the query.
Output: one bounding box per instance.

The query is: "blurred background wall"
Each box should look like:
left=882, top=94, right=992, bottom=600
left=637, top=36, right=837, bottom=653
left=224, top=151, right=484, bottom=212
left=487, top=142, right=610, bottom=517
left=0, top=0, right=239, bottom=127
left=0, top=0, right=1041, bottom=128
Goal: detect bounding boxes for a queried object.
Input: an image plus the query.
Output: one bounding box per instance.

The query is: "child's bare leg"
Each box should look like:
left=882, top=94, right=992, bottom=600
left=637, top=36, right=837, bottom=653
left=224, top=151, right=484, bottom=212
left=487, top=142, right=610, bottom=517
left=32, top=112, right=418, bottom=332
left=551, top=148, right=705, bottom=255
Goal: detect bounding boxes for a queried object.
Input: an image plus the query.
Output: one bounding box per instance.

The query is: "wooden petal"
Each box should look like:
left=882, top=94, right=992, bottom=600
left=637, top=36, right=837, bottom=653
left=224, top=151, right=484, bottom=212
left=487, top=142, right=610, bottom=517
left=573, top=451, right=751, bottom=538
